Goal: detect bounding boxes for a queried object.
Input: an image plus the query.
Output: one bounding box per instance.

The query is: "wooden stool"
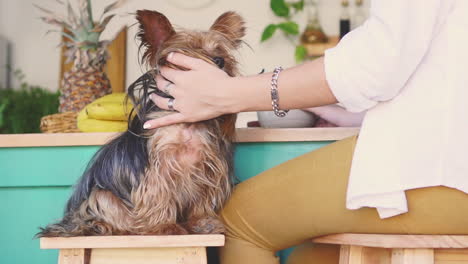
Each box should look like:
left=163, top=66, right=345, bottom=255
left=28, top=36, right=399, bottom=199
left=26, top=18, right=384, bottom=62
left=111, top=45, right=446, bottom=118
left=312, top=233, right=468, bottom=264
left=40, top=235, right=224, bottom=264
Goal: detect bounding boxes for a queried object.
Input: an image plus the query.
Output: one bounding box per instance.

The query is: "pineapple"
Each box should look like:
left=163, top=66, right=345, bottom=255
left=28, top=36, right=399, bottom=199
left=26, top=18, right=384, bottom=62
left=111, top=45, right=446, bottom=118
left=37, top=0, right=126, bottom=113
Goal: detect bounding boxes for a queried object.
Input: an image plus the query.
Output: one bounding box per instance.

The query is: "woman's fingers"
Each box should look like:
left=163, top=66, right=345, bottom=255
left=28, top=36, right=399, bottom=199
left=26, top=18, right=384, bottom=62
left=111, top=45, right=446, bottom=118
left=167, top=52, right=205, bottom=70
left=150, top=94, right=175, bottom=111
left=155, top=75, right=174, bottom=96
left=143, top=112, right=186, bottom=129
left=144, top=94, right=186, bottom=129
left=141, top=53, right=234, bottom=129
left=159, top=67, right=180, bottom=84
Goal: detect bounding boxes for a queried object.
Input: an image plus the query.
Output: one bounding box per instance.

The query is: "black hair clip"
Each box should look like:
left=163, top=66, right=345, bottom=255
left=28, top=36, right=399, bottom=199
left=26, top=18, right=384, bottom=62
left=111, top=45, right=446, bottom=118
left=212, top=57, right=225, bottom=69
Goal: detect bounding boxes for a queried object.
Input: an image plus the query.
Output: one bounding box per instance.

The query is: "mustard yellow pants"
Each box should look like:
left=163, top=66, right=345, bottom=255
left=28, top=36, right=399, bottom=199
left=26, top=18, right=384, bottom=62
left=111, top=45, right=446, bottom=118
left=219, top=136, right=468, bottom=264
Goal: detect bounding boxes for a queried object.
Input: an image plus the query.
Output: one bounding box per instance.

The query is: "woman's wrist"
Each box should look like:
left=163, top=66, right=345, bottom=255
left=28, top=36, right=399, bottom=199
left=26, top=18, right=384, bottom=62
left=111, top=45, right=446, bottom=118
left=227, top=57, right=338, bottom=115
left=230, top=74, right=274, bottom=113
left=225, top=76, right=247, bottom=114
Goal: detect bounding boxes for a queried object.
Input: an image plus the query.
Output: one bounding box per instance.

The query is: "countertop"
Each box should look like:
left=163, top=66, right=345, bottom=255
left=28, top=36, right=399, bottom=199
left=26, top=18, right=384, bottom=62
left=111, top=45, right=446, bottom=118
left=0, top=127, right=360, bottom=148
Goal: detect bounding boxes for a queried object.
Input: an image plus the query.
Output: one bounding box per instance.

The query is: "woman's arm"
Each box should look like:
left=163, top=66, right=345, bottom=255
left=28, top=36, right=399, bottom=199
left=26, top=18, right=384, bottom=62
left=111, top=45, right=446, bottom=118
left=145, top=0, right=451, bottom=129
left=145, top=55, right=337, bottom=128
left=234, top=57, right=338, bottom=112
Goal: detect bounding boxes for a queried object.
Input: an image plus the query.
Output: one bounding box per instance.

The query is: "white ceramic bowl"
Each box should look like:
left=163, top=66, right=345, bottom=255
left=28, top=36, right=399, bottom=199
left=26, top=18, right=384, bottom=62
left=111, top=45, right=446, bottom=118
left=257, top=110, right=316, bottom=128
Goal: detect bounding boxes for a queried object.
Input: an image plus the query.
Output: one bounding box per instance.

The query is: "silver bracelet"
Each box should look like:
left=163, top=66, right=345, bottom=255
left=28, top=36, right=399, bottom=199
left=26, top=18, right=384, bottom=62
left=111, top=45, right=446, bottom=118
left=270, top=67, right=289, bottom=117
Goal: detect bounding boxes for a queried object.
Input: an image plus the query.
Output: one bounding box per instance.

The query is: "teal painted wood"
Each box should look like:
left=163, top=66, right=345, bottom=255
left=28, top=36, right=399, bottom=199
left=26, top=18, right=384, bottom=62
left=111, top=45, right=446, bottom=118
left=0, top=187, right=73, bottom=264
left=0, top=146, right=99, bottom=187
left=234, top=142, right=331, bottom=182
left=0, top=141, right=332, bottom=264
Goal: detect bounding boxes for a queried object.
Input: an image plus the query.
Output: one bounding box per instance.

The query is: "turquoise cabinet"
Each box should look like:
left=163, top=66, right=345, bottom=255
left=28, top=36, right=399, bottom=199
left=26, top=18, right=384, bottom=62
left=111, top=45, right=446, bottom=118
left=0, top=139, right=333, bottom=264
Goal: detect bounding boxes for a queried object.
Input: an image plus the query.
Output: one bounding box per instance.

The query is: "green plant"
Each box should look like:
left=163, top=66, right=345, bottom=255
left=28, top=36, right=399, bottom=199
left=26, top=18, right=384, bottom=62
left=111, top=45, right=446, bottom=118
left=261, top=0, right=308, bottom=62
left=0, top=70, right=59, bottom=134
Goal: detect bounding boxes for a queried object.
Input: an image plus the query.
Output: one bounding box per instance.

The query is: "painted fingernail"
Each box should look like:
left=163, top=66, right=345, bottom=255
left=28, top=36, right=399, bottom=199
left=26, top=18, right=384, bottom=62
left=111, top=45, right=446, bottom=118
left=168, top=52, right=174, bottom=61
left=143, top=123, right=151, bottom=129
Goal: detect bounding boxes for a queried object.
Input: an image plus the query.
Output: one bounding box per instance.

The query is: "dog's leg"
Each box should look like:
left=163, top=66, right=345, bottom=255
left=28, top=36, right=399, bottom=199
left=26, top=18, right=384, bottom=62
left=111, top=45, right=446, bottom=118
left=77, top=190, right=133, bottom=236
left=184, top=216, right=225, bottom=234
left=184, top=204, right=225, bottom=234
left=88, top=190, right=135, bottom=235
left=150, top=223, right=189, bottom=235
left=131, top=186, right=190, bottom=235
left=39, top=190, right=132, bottom=237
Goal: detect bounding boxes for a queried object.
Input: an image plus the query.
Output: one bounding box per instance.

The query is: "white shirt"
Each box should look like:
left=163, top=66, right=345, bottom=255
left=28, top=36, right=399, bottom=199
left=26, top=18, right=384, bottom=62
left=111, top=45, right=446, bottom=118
left=324, top=0, right=468, bottom=218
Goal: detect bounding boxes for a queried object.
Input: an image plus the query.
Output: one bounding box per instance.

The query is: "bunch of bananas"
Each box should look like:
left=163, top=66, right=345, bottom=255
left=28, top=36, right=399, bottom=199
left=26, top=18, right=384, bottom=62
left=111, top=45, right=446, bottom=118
left=77, top=93, right=133, bottom=132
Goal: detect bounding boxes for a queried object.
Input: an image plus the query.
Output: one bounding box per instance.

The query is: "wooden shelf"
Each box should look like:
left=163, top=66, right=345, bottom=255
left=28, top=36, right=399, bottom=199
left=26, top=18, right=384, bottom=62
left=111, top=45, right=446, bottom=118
left=236, top=127, right=358, bottom=142
left=40, top=235, right=225, bottom=249
left=313, top=234, right=468, bottom=249
left=0, top=128, right=360, bottom=147
left=41, top=235, right=224, bottom=264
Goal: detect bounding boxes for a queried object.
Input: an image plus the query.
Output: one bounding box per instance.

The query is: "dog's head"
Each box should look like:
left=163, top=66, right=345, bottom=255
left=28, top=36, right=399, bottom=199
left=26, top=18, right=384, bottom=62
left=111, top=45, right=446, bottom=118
left=128, top=10, right=246, bottom=141
left=137, top=10, right=245, bottom=77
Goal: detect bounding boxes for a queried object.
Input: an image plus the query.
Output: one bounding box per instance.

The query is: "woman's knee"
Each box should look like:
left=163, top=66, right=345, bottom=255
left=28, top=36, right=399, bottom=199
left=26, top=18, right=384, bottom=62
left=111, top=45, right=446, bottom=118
left=220, top=187, right=281, bottom=264
left=220, top=182, right=277, bottom=251
left=220, top=183, right=254, bottom=241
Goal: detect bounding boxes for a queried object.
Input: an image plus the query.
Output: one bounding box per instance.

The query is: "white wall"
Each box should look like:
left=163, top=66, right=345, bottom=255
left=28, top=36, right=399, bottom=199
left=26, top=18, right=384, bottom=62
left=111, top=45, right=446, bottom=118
left=0, top=0, right=369, bottom=90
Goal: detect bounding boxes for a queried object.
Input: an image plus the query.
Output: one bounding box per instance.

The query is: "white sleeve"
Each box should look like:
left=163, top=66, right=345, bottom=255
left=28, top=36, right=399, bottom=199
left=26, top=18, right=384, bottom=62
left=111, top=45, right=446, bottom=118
left=324, top=0, right=450, bottom=112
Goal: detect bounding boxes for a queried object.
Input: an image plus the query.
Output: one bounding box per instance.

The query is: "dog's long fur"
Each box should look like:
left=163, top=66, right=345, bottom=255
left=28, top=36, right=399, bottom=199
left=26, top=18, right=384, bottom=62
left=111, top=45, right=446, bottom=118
left=37, top=10, right=246, bottom=237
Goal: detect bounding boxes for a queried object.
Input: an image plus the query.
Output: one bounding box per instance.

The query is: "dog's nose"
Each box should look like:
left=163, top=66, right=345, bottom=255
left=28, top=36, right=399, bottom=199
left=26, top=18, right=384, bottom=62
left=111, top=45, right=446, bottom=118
left=212, top=57, right=225, bottom=69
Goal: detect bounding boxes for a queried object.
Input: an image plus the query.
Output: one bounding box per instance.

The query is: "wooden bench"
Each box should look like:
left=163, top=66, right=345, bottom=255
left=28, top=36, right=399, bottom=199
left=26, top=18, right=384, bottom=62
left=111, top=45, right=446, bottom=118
left=312, top=233, right=468, bottom=264
left=40, top=235, right=224, bottom=264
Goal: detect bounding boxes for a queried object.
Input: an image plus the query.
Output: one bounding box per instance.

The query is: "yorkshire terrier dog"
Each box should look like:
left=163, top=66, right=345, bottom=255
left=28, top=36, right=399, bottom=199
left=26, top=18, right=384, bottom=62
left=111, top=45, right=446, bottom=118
left=37, top=10, right=245, bottom=237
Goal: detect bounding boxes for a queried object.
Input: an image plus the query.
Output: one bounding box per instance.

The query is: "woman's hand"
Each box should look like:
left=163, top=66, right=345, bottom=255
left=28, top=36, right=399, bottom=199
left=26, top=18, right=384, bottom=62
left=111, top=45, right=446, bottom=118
left=143, top=53, right=238, bottom=129
left=142, top=54, right=338, bottom=129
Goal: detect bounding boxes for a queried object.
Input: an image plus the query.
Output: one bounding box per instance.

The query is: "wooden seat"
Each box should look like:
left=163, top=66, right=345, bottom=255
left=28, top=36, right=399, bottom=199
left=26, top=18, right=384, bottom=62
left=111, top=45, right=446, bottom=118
left=40, top=235, right=224, bottom=264
left=312, top=233, right=468, bottom=264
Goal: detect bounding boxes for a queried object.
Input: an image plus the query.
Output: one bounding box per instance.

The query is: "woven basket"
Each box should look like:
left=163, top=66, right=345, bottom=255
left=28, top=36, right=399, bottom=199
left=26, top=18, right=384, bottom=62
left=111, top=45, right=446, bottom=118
left=40, top=112, right=80, bottom=133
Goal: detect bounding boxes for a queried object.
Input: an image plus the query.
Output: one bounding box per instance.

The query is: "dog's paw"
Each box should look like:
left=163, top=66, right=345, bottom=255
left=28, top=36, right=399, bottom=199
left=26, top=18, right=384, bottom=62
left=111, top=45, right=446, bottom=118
left=185, top=217, right=225, bottom=234
left=152, top=223, right=189, bottom=235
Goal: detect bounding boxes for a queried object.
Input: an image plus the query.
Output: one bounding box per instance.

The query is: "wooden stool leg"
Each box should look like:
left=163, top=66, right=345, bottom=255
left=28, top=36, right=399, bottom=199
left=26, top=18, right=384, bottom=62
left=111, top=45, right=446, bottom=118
left=58, top=249, right=91, bottom=264
left=338, top=247, right=436, bottom=264
left=340, top=245, right=395, bottom=264
left=391, top=249, right=434, bottom=264
left=339, top=245, right=364, bottom=264
left=339, top=245, right=351, bottom=264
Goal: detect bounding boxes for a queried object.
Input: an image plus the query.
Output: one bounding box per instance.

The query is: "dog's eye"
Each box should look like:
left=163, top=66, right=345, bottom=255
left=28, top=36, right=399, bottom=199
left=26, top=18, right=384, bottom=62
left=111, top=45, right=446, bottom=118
left=212, top=57, right=225, bottom=69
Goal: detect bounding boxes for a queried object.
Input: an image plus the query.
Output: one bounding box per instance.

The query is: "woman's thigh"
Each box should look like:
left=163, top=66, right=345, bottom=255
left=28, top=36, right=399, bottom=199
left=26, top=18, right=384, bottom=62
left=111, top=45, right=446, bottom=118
left=220, top=136, right=468, bottom=253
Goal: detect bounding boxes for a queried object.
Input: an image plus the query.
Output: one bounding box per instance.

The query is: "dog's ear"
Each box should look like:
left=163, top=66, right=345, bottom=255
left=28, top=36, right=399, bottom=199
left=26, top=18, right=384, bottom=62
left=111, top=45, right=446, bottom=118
left=210, top=11, right=246, bottom=48
left=136, top=10, right=175, bottom=66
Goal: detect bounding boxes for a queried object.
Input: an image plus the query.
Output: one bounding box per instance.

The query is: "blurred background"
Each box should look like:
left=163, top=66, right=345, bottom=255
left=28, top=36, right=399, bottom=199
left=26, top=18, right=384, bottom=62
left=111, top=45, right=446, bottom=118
left=0, top=0, right=370, bottom=132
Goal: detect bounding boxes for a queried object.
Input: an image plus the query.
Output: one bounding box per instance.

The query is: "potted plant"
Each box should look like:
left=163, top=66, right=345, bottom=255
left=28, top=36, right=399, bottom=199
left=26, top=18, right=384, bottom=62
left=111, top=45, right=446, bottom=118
left=0, top=70, right=59, bottom=134
left=261, top=0, right=308, bottom=63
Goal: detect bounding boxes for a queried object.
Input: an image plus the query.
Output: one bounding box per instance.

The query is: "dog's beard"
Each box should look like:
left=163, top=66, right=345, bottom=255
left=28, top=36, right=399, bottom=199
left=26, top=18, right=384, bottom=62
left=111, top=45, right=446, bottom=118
left=129, top=121, right=233, bottom=233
